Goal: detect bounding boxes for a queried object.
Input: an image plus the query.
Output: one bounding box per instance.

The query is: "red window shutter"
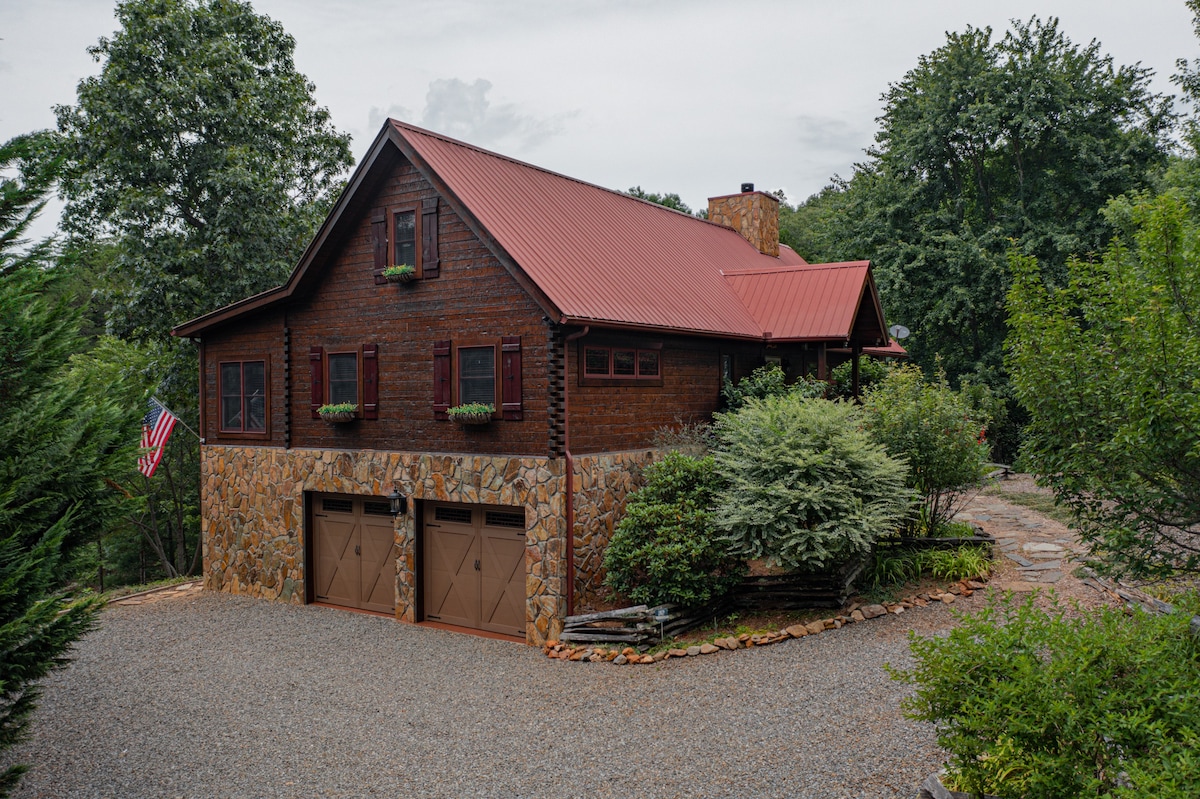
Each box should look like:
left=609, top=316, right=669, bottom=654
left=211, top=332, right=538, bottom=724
left=372, top=209, right=387, bottom=284
left=309, top=346, right=324, bottom=418
left=421, top=197, right=439, bottom=278
left=363, top=343, right=379, bottom=419
left=501, top=336, right=522, bottom=421
left=433, top=340, right=451, bottom=419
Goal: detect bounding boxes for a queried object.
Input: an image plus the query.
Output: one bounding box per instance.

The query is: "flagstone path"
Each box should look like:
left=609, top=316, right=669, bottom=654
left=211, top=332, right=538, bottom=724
left=956, top=478, right=1113, bottom=611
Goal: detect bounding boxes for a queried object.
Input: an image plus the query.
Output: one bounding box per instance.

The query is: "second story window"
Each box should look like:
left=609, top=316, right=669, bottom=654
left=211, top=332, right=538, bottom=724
left=219, top=360, right=267, bottom=433
left=328, top=352, right=359, bottom=406
left=458, top=346, right=496, bottom=406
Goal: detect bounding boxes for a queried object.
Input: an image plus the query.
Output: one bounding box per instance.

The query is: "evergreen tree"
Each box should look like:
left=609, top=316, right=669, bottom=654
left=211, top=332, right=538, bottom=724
left=0, top=133, right=129, bottom=796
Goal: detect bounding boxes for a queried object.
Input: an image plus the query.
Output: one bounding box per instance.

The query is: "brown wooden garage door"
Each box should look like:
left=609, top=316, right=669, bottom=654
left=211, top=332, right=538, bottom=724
left=313, top=494, right=397, bottom=614
left=423, top=502, right=526, bottom=636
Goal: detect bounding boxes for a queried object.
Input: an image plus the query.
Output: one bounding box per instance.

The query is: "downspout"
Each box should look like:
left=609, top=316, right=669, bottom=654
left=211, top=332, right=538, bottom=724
left=562, top=324, right=589, bottom=617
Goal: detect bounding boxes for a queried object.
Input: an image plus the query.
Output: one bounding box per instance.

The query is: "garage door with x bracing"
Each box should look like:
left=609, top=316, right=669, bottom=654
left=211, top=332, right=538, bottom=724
left=423, top=503, right=527, bottom=636
left=312, top=495, right=397, bottom=614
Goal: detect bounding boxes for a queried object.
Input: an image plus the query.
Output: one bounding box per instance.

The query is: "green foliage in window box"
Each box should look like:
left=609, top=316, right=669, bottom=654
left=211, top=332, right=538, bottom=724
left=447, top=403, right=494, bottom=424
left=891, top=594, right=1200, bottom=798
left=719, top=363, right=826, bottom=411
left=603, top=452, right=745, bottom=607
left=860, top=365, right=990, bottom=534
left=712, top=394, right=913, bottom=572
left=317, top=402, right=356, bottom=422
left=382, top=264, right=416, bottom=282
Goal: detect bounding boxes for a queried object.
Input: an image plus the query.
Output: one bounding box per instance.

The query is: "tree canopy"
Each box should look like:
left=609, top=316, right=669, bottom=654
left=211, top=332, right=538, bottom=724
left=796, top=17, right=1172, bottom=386
left=1007, top=192, right=1200, bottom=578
left=55, top=0, right=353, bottom=342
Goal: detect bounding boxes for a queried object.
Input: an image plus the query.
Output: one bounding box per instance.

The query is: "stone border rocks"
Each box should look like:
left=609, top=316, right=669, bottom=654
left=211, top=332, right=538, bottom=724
left=542, top=578, right=989, bottom=664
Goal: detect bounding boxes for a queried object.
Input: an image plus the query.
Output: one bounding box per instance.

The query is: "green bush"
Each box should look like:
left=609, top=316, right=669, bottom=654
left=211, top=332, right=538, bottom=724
left=712, top=394, right=913, bottom=572
left=828, top=357, right=890, bottom=399
left=720, top=363, right=825, bottom=411
left=892, top=595, right=1200, bottom=798
left=865, top=544, right=991, bottom=590
left=861, top=365, right=990, bottom=533
left=602, top=452, right=744, bottom=607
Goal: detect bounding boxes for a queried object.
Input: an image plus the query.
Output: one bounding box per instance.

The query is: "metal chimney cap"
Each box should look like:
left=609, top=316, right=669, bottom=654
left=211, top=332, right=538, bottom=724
left=741, top=182, right=754, bottom=193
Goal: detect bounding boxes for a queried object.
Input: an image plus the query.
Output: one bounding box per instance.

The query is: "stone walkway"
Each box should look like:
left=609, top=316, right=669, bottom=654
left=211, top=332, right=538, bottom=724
left=955, top=481, right=1111, bottom=610
left=109, top=580, right=203, bottom=607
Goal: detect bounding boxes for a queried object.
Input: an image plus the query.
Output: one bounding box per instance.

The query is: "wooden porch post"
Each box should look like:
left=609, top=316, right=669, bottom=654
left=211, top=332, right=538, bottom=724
left=816, top=342, right=827, bottom=381
left=852, top=345, right=862, bottom=401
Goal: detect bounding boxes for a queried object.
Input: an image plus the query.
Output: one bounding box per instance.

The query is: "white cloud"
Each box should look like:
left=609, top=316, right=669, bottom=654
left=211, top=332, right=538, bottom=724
left=419, top=77, right=574, bottom=151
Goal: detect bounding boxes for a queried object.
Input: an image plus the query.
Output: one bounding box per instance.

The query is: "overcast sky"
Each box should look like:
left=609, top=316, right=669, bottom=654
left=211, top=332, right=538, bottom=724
left=2, top=0, right=1197, bottom=240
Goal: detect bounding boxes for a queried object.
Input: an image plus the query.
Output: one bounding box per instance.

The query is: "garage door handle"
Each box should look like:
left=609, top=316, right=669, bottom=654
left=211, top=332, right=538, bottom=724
left=355, top=545, right=361, bottom=555
left=474, top=559, right=480, bottom=571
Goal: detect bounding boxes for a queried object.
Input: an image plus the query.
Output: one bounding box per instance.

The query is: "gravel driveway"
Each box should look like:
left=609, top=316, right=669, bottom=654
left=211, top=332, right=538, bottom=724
left=3, top=589, right=966, bottom=799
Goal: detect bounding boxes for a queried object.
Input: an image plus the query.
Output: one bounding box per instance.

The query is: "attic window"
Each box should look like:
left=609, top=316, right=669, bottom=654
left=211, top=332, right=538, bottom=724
left=392, top=210, right=416, bottom=269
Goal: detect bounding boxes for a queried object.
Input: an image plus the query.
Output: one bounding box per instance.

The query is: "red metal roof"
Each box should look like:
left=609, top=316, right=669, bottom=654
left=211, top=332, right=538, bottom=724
left=174, top=121, right=886, bottom=342
left=721, top=262, right=872, bottom=341
left=394, top=120, right=878, bottom=341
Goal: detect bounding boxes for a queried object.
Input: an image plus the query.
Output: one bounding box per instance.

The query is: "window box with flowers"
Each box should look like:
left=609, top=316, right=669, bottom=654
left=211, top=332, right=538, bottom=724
left=383, top=264, right=417, bottom=283
left=447, top=402, right=494, bottom=425
left=317, top=402, right=358, bottom=423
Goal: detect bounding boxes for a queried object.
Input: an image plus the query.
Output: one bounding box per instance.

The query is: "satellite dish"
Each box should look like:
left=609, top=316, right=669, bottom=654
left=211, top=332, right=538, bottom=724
left=889, top=324, right=910, bottom=340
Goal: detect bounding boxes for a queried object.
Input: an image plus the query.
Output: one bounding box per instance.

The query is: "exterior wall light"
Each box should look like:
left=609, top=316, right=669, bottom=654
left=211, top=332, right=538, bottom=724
left=388, top=488, right=407, bottom=516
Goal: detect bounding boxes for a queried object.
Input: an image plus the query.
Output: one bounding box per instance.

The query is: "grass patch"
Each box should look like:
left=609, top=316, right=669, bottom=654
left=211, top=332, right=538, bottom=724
left=984, top=486, right=1077, bottom=527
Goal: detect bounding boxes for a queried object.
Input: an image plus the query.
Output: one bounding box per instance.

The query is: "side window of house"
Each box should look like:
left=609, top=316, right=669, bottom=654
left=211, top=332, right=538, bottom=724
left=433, top=337, right=522, bottom=420
left=310, top=345, right=379, bottom=419
left=458, top=346, right=495, bottom=405
left=581, top=343, right=661, bottom=384
left=328, top=352, right=359, bottom=406
left=393, top=210, right=416, bottom=268
left=219, top=360, right=267, bottom=433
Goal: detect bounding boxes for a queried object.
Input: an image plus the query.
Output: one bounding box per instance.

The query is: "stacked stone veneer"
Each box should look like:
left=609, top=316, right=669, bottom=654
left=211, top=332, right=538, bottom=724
left=201, top=445, right=567, bottom=645
left=707, top=190, right=780, bottom=257
left=571, top=449, right=664, bottom=608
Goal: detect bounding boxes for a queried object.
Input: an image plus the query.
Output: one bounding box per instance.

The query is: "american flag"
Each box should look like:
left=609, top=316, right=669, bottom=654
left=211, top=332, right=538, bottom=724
left=138, top=399, right=178, bottom=478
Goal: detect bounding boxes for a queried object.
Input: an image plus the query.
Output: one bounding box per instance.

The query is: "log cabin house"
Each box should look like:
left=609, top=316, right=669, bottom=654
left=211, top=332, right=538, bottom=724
left=172, top=119, right=897, bottom=645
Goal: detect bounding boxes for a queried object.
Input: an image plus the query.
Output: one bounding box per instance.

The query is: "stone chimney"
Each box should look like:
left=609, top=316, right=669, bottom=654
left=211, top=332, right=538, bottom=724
left=707, top=183, right=779, bottom=257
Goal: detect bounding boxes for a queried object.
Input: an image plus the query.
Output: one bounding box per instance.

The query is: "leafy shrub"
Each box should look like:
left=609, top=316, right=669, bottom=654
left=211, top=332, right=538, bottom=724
left=865, top=544, right=991, bottom=590
left=603, top=452, right=744, bottom=607
left=712, top=394, right=913, bottom=572
left=861, top=365, right=990, bottom=533
left=720, top=363, right=825, bottom=411
left=892, top=595, right=1200, bottom=798
left=828, top=356, right=891, bottom=399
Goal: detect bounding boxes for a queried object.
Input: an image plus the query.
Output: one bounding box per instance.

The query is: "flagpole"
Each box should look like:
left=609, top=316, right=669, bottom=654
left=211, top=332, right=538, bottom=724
left=149, top=396, right=200, bottom=441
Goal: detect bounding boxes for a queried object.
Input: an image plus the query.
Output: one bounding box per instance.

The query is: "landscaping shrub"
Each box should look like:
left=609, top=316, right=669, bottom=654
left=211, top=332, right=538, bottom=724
left=864, top=544, right=991, bottom=590
left=602, top=452, right=744, bottom=607
left=712, top=394, right=912, bottom=572
left=828, top=356, right=890, bottom=399
left=720, top=363, right=826, bottom=411
left=861, top=365, right=990, bottom=534
left=892, top=594, right=1200, bottom=798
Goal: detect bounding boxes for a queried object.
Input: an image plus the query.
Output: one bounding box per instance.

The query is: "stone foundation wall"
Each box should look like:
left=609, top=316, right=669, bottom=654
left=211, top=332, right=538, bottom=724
left=201, top=445, right=567, bottom=644
left=571, top=449, right=665, bottom=608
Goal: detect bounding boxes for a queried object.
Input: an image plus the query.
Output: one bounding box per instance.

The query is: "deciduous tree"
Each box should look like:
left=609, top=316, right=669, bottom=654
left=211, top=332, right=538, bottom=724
left=1007, top=192, right=1200, bottom=578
